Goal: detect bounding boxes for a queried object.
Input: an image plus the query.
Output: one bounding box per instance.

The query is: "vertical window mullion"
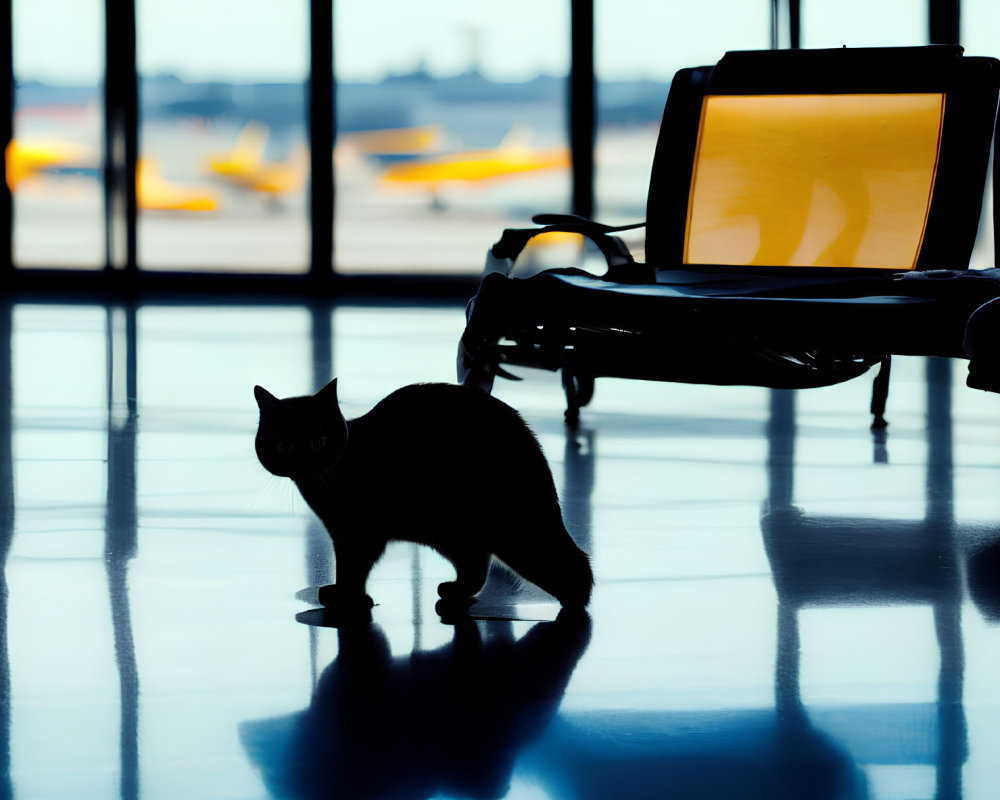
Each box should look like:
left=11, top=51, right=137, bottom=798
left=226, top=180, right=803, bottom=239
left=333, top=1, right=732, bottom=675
left=570, top=0, right=595, bottom=220
left=1, top=0, right=12, bottom=274
left=104, top=0, right=138, bottom=273
left=930, top=0, right=960, bottom=45
left=771, top=0, right=801, bottom=49
left=310, top=0, right=334, bottom=284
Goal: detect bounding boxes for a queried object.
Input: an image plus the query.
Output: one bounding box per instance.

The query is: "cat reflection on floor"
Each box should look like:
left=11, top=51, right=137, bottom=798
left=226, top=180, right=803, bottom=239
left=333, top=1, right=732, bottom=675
left=241, top=612, right=591, bottom=800
left=254, top=380, right=593, bottom=618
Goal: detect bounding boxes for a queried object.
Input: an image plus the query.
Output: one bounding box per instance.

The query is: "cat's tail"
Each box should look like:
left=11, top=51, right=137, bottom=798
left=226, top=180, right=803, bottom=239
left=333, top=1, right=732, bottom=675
left=498, top=530, right=594, bottom=608
left=552, top=543, right=594, bottom=608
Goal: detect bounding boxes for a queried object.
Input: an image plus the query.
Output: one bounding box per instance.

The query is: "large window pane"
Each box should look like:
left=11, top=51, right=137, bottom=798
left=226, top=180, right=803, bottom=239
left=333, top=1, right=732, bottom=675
left=334, top=1, right=571, bottom=274
left=11, top=0, right=103, bottom=268
left=594, top=0, right=769, bottom=258
left=137, top=1, right=309, bottom=272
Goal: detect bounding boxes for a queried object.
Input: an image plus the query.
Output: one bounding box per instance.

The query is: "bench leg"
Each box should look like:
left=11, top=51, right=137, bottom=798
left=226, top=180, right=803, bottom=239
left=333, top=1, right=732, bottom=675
left=562, top=369, right=595, bottom=426
left=457, top=337, right=496, bottom=394
left=871, top=355, right=891, bottom=430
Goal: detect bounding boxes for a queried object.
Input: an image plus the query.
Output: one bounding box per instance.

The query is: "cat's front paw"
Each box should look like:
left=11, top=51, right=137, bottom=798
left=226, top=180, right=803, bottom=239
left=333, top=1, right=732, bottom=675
left=435, top=595, right=476, bottom=623
left=317, top=584, right=375, bottom=613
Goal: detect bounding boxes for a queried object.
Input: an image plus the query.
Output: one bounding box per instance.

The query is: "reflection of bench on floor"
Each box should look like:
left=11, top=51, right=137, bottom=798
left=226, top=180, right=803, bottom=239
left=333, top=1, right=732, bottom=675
left=522, top=704, right=950, bottom=800
left=458, top=45, right=1000, bottom=425
left=758, top=379, right=965, bottom=798
left=521, top=318, right=971, bottom=800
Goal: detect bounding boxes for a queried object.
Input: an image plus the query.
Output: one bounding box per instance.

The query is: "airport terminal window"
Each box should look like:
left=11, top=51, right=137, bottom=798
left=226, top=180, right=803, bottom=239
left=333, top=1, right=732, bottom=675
left=11, top=0, right=104, bottom=269
left=1, top=1, right=987, bottom=283
left=333, top=0, right=571, bottom=274
left=135, top=0, right=310, bottom=272
left=594, top=0, right=769, bottom=260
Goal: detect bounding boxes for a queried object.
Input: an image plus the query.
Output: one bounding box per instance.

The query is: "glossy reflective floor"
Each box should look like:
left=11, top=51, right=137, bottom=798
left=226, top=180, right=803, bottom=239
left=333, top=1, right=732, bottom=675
left=6, top=300, right=1000, bottom=799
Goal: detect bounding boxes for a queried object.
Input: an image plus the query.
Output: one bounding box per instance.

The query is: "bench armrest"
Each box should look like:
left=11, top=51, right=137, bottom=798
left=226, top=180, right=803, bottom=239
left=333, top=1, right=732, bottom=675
left=486, top=215, right=653, bottom=283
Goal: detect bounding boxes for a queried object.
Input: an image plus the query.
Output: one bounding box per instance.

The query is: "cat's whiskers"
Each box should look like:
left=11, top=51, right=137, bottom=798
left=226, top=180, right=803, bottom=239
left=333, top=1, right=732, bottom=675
left=250, top=470, right=304, bottom=517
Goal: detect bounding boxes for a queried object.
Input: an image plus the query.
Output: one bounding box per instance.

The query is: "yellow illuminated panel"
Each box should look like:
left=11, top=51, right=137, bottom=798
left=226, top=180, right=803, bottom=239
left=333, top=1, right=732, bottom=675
left=684, top=93, right=945, bottom=269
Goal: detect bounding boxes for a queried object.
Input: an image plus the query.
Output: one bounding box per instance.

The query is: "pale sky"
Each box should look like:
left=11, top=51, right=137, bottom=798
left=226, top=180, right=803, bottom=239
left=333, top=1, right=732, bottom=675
left=11, top=0, right=1000, bottom=86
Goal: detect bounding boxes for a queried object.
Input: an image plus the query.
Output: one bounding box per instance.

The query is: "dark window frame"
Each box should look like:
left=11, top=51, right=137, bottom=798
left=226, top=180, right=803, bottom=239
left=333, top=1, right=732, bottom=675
left=0, top=1, right=958, bottom=298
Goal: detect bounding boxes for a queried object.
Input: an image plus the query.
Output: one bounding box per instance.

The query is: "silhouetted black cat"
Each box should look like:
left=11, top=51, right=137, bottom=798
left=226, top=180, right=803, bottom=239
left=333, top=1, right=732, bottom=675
left=254, top=379, right=593, bottom=616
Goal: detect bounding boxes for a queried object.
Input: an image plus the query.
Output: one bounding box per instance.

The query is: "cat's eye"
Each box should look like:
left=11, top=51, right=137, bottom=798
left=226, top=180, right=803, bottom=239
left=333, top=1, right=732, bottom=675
left=310, top=436, right=327, bottom=452
left=276, top=441, right=294, bottom=455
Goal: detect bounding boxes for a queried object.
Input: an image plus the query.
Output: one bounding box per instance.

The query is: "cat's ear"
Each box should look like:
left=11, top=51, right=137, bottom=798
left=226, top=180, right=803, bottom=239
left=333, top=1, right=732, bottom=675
left=315, top=378, right=340, bottom=407
left=254, top=385, right=283, bottom=414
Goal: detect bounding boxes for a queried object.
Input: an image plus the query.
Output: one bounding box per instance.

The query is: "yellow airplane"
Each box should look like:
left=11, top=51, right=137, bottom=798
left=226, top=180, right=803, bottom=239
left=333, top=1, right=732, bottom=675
left=341, top=124, right=442, bottom=157
left=7, top=138, right=218, bottom=213
left=205, top=122, right=307, bottom=200
left=206, top=121, right=269, bottom=181
left=380, top=126, right=570, bottom=195
left=5, top=138, right=93, bottom=189
left=240, top=142, right=308, bottom=197
left=138, top=157, right=218, bottom=212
